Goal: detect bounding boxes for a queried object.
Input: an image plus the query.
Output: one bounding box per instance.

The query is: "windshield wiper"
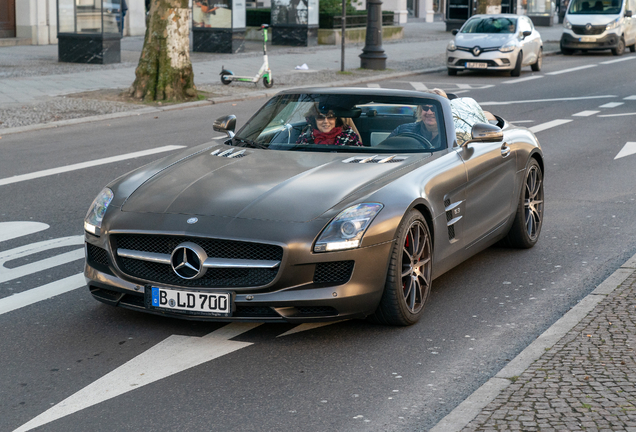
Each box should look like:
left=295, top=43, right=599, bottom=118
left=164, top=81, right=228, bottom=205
left=232, top=136, right=268, bottom=149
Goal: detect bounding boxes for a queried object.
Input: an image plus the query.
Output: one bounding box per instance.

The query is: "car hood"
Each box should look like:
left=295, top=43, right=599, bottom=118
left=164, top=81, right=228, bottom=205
left=455, top=33, right=513, bottom=48
left=565, top=14, right=619, bottom=25
left=121, top=146, right=428, bottom=222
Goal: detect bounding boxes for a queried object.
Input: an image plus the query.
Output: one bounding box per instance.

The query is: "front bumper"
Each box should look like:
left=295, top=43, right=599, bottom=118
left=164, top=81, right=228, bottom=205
left=84, top=211, right=395, bottom=322
left=447, top=48, right=517, bottom=71
left=560, top=31, right=619, bottom=50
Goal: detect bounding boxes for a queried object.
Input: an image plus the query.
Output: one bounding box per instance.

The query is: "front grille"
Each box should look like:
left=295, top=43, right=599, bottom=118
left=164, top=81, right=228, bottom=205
left=86, top=243, right=110, bottom=268
left=296, top=306, right=338, bottom=316
left=448, top=224, right=456, bottom=240
left=572, top=25, right=605, bottom=35
left=314, top=261, right=354, bottom=285
left=234, top=306, right=280, bottom=317
left=112, top=235, right=282, bottom=288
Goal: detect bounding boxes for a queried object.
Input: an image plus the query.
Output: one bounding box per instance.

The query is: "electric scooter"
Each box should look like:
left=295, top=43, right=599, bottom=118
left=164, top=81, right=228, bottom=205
left=220, top=24, right=273, bottom=88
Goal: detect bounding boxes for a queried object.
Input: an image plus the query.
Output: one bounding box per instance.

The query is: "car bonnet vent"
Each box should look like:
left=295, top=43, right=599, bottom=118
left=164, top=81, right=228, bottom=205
left=211, top=148, right=246, bottom=158
left=342, top=155, right=407, bottom=164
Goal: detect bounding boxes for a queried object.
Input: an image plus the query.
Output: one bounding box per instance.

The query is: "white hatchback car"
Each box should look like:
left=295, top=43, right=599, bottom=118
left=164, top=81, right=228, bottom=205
left=446, top=14, right=544, bottom=76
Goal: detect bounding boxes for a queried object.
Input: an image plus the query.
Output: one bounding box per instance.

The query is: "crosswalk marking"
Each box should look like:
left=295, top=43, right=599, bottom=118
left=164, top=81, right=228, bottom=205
left=13, top=322, right=261, bottom=432
left=599, top=112, right=636, bottom=117
left=0, top=273, right=85, bottom=316
left=599, top=102, right=624, bottom=108
left=410, top=82, right=428, bottom=91
left=615, top=142, right=636, bottom=160
left=503, top=76, right=543, bottom=85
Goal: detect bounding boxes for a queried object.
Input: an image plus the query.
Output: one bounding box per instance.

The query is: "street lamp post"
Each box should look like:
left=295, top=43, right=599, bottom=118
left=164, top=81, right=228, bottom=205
left=359, top=0, right=387, bottom=70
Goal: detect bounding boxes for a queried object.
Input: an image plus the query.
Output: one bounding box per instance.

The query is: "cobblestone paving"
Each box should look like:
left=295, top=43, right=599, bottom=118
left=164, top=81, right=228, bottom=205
left=462, top=275, right=636, bottom=432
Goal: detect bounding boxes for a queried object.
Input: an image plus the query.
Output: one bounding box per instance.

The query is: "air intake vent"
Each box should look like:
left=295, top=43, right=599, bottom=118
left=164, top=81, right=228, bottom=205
left=343, top=155, right=407, bottom=164
left=211, top=148, right=246, bottom=158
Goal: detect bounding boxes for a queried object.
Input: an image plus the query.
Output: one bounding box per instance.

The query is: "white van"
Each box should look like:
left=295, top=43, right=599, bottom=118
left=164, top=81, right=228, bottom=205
left=560, top=0, right=636, bottom=55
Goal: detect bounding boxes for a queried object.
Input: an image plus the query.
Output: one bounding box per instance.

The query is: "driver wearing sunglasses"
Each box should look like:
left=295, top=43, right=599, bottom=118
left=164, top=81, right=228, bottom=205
left=387, top=102, right=441, bottom=147
left=296, top=105, right=362, bottom=146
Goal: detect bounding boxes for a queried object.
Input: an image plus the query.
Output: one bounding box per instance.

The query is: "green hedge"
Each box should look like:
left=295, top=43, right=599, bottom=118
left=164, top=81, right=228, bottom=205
left=246, top=8, right=395, bottom=29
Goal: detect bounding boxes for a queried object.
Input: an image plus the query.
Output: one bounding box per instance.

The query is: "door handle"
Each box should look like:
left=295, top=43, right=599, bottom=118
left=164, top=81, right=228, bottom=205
left=501, top=143, right=511, bottom=157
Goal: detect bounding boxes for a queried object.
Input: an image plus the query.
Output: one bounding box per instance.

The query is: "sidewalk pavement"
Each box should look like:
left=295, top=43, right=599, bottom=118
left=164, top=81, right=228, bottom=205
left=0, top=21, right=564, bottom=129
left=6, top=18, right=635, bottom=432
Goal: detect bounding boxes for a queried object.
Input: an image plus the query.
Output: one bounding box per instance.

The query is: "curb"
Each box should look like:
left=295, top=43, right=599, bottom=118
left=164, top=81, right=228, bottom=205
left=429, top=249, right=636, bottom=432
left=0, top=52, right=561, bottom=137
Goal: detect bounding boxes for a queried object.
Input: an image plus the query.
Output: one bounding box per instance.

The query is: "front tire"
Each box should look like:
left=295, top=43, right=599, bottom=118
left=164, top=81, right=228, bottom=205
left=612, top=37, right=625, bottom=56
left=221, top=74, right=232, bottom=85
left=263, top=76, right=274, bottom=88
left=531, top=48, right=542, bottom=71
left=502, top=158, right=544, bottom=248
left=561, top=44, right=575, bottom=55
left=511, top=51, right=522, bottom=76
left=448, top=68, right=458, bottom=76
left=370, top=210, right=432, bottom=326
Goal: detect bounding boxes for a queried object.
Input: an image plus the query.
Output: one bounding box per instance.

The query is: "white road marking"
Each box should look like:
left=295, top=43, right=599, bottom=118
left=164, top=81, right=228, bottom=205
left=13, top=322, right=261, bottom=432
left=452, top=90, right=471, bottom=95
left=509, top=120, right=535, bottom=123
left=277, top=321, right=347, bottom=337
left=367, top=83, right=381, bottom=88
left=572, top=110, right=600, bottom=117
left=624, top=95, right=636, bottom=100
left=546, top=64, right=597, bottom=75
left=455, top=84, right=473, bottom=89
left=0, top=273, right=85, bottom=316
left=0, top=235, right=84, bottom=284
left=0, top=145, right=185, bottom=187
left=502, top=76, right=543, bottom=84
left=599, top=102, right=624, bottom=108
left=480, top=95, right=616, bottom=106
left=211, top=135, right=227, bottom=140
left=410, top=82, right=428, bottom=91
left=529, top=119, right=572, bottom=133
left=0, top=222, right=49, bottom=243
left=600, top=57, right=636, bottom=64
left=615, top=142, right=636, bottom=160
left=598, top=112, right=636, bottom=117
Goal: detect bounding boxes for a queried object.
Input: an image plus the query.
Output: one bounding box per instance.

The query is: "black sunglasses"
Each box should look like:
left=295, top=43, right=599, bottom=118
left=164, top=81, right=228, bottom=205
left=316, top=113, right=336, bottom=120
left=421, top=105, right=437, bottom=113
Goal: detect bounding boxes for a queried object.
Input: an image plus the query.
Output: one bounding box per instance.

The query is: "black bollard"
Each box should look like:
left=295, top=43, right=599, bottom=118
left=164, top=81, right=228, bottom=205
left=359, top=0, right=387, bottom=70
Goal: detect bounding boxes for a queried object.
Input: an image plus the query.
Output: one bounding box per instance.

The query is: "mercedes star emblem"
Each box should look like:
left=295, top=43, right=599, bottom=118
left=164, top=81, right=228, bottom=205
left=170, top=242, right=208, bottom=280
left=472, top=46, right=481, bottom=56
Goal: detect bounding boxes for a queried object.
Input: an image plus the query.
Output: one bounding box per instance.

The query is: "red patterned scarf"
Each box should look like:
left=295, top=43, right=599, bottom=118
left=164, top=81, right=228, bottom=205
left=313, top=126, right=343, bottom=144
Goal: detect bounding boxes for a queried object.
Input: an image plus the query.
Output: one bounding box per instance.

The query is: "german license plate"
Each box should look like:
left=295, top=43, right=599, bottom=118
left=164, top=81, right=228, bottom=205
left=147, top=286, right=233, bottom=316
left=466, top=62, right=488, bottom=69
left=579, top=36, right=595, bottom=42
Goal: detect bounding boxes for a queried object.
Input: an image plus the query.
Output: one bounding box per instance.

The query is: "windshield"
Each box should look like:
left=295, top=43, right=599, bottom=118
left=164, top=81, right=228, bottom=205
left=568, top=0, right=623, bottom=13
left=232, top=93, right=447, bottom=153
left=461, top=17, right=517, bottom=33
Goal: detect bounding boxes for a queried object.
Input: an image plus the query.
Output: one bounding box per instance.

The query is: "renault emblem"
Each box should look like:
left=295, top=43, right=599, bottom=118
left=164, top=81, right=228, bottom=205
left=187, top=217, right=198, bottom=224
left=585, top=23, right=592, bottom=31
left=472, top=46, right=481, bottom=56
left=170, top=242, right=208, bottom=280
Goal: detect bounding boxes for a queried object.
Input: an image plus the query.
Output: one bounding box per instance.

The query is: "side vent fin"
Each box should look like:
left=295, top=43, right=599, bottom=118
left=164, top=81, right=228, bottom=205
left=211, top=148, right=247, bottom=158
left=343, top=155, right=407, bottom=164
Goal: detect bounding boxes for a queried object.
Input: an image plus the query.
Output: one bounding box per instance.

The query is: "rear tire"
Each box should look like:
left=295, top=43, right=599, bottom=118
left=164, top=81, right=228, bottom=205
left=511, top=51, right=522, bottom=76
left=612, top=37, right=625, bottom=56
left=448, top=68, right=458, bottom=76
left=221, top=74, right=232, bottom=85
left=370, top=210, right=432, bottom=326
left=263, top=76, right=274, bottom=88
left=628, top=43, right=636, bottom=52
left=531, top=48, right=542, bottom=72
left=502, top=158, right=544, bottom=249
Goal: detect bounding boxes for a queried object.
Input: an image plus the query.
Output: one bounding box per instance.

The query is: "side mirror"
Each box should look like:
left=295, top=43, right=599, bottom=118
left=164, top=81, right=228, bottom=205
left=451, top=29, right=459, bottom=35
left=625, top=9, right=633, bottom=17
left=522, top=30, right=532, bottom=38
left=213, top=115, right=237, bottom=138
left=461, top=123, right=504, bottom=146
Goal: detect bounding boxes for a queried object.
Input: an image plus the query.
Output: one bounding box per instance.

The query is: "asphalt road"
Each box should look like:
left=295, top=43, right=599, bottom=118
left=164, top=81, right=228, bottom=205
left=1, top=51, right=635, bottom=432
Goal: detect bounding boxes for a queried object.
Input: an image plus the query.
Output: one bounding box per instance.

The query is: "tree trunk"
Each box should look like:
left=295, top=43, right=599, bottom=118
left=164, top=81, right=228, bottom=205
left=130, top=0, right=196, bottom=102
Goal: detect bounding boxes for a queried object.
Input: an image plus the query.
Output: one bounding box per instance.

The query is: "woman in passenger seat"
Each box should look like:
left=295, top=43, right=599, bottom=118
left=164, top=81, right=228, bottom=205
left=296, top=105, right=362, bottom=146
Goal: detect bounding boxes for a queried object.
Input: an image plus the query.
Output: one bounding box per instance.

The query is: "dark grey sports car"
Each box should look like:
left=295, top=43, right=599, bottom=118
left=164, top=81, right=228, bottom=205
left=84, top=88, right=544, bottom=326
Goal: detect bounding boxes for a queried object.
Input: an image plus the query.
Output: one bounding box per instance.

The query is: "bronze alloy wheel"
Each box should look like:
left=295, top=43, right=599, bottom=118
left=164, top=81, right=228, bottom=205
left=371, top=210, right=432, bottom=325
left=524, top=163, right=544, bottom=241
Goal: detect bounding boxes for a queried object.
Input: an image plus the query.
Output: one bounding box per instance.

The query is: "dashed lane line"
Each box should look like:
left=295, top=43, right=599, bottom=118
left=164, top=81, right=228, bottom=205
left=502, top=76, right=544, bottom=84
left=479, top=95, right=616, bottom=106
left=600, top=57, right=636, bottom=64
left=573, top=110, right=599, bottom=117
left=599, top=112, right=636, bottom=117
left=528, top=119, right=573, bottom=133
left=0, top=145, right=186, bottom=187
left=599, top=102, right=624, bottom=108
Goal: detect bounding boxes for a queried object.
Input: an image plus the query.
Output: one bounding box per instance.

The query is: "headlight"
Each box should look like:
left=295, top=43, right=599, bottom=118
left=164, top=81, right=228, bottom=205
left=499, top=40, right=517, bottom=53
left=606, top=17, right=621, bottom=30
left=563, top=17, right=572, bottom=29
left=314, top=203, right=383, bottom=252
left=84, top=187, right=114, bottom=236
left=447, top=40, right=457, bottom=51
